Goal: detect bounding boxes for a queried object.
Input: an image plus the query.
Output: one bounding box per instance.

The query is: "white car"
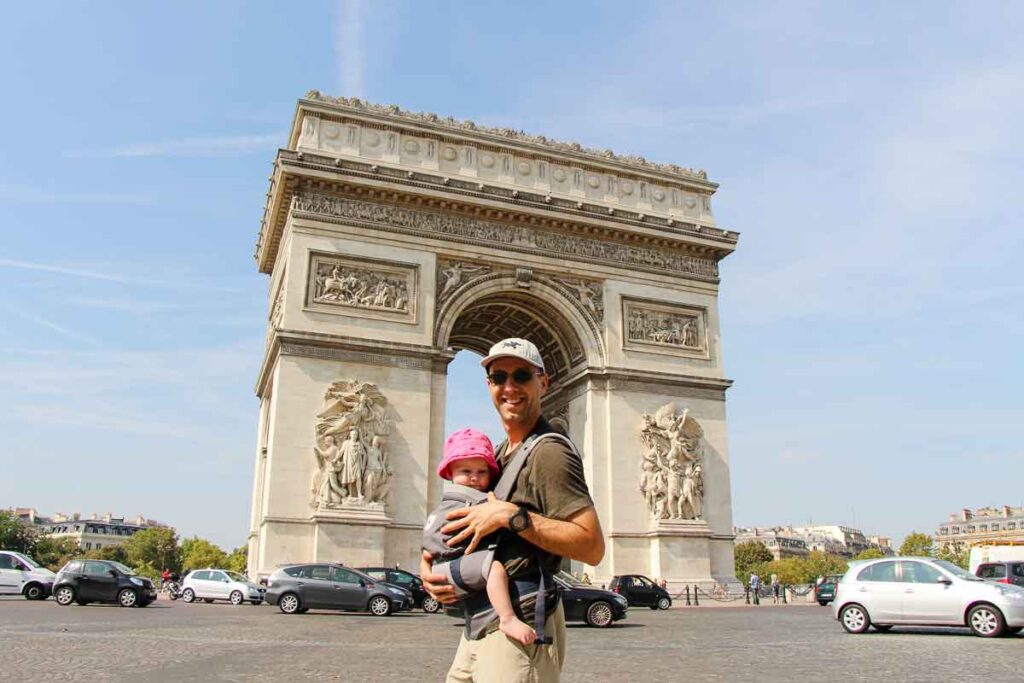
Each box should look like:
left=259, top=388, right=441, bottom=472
left=0, top=550, right=56, bottom=600
left=834, top=556, right=1024, bottom=637
left=181, top=569, right=265, bottom=606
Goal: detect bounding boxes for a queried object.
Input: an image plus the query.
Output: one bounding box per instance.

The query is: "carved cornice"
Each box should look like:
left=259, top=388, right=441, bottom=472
left=290, top=192, right=720, bottom=281
left=255, top=149, right=738, bottom=274
left=302, top=91, right=711, bottom=183
left=564, top=367, right=733, bottom=402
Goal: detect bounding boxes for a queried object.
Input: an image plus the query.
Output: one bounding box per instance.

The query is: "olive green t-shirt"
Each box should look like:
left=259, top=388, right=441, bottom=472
left=493, top=416, right=595, bottom=578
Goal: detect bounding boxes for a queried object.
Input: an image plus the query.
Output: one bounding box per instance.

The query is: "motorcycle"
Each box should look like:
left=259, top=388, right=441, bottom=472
left=165, top=580, right=181, bottom=600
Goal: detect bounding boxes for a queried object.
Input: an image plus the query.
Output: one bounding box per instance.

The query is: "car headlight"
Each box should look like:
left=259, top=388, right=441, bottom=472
left=387, top=586, right=405, bottom=597
left=129, top=577, right=145, bottom=587
left=613, top=595, right=628, bottom=606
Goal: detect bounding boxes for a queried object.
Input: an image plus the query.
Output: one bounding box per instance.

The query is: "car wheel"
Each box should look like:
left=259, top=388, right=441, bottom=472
left=182, top=588, right=195, bottom=603
left=278, top=592, right=301, bottom=615
left=54, top=586, right=76, bottom=606
left=657, top=597, right=671, bottom=610
left=968, top=603, right=1005, bottom=638
left=230, top=590, right=244, bottom=606
left=24, top=583, right=45, bottom=600
left=421, top=596, right=440, bottom=614
left=250, top=600, right=263, bottom=606
left=1004, top=626, right=1023, bottom=635
left=873, top=624, right=893, bottom=632
left=818, top=600, right=828, bottom=606
left=585, top=600, right=614, bottom=628
left=839, top=604, right=871, bottom=634
left=118, top=589, right=138, bottom=608
left=368, top=595, right=392, bottom=616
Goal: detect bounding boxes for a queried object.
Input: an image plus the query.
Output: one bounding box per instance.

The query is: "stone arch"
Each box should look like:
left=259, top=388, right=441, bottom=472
left=435, top=274, right=606, bottom=385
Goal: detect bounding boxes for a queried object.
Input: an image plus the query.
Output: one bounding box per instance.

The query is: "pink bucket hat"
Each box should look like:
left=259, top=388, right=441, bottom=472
left=438, top=428, right=499, bottom=480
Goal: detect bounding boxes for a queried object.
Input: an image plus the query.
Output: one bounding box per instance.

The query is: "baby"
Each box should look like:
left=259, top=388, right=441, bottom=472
left=427, top=428, right=536, bottom=645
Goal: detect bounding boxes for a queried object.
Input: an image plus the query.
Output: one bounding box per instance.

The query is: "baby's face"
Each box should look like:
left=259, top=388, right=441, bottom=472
left=449, top=457, right=491, bottom=491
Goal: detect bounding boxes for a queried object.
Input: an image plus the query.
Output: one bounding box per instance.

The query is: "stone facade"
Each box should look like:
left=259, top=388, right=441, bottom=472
left=735, top=524, right=892, bottom=559
left=10, top=509, right=165, bottom=552
left=937, top=506, right=1024, bottom=550
left=247, top=95, right=740, bottom=586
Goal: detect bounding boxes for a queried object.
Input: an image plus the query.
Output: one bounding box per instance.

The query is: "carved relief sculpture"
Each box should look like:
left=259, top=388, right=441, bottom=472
left=312, top=380, right=393, bottom=509
left=621, top=298, right=708, bottom=359
left=551, top=276, right=604, bottom=323
left=436, top=259, right=490, bottom=307
left=639, top=402, right=705, bottom=520
left=306, top=252, right=417, bottom=322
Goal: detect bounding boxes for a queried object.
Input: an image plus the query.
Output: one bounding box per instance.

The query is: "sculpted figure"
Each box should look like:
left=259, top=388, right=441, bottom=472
left=338, top=428, right=366, bottom=500
left=440, top=262, right=485, bottom=299
left=639, top=402, right=705, bottom=520
left=363, top=436, right=390, bottom=503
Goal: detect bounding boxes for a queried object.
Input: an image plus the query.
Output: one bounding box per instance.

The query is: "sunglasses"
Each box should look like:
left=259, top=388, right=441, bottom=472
left=487, top=368, right=539, bottom=386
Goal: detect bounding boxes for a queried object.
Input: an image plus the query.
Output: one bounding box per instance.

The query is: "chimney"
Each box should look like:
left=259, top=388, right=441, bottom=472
left=962, top=508, right=972, bottom=521
left=1004, top=506, right=1012, bottom=518
left=72, top=512, right=80, bottom=521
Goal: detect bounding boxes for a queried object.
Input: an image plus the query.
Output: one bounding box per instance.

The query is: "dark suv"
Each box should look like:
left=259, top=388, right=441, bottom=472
left=976, top=561, right=1024, bottom=587
left=609, top=574, right=672, bottom=609
left=358, top=566, right=439, bottom=613
left=52, top=559, right=157, bottom=608
left=814, top=574, right=843, bottom=606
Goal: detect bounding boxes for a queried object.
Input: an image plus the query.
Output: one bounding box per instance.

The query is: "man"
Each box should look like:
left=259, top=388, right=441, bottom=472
left=749, top=572, right=761, bottom=606
left=421, top=338, right=605, bottom=682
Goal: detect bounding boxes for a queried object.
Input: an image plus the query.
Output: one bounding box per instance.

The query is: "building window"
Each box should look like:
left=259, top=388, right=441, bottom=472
left=980, top=525, right=988, bottom=532
left=85, top=542, right=92, bottom=550
left=968, top=526, right=975, bottom=532
left=1010, top=523, right=1017, bottom=530
left=96, top=543, right=102, bottom=549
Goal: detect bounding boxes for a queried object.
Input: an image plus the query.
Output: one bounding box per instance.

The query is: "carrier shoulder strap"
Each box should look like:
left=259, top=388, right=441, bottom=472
left=492, top=432, right=576, bottom=501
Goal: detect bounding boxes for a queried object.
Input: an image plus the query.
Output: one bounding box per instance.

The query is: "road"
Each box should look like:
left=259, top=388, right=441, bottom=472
left=0, top=597, right=1020, bottom=681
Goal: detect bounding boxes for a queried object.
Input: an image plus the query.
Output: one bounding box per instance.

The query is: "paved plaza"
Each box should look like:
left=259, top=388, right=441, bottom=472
left=1, top=597, right=1020, bottom=682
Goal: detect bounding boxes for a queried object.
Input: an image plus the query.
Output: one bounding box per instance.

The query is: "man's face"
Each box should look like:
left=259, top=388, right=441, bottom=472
left=485, top=357, right=548, bottom=430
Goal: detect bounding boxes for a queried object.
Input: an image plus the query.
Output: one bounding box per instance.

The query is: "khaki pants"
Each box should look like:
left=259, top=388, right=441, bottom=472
left=445, top=602, right=566, bottom=683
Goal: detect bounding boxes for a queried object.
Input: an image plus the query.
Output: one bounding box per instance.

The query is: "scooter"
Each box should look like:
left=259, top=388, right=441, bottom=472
left=166, top=580, right=181, bottom=600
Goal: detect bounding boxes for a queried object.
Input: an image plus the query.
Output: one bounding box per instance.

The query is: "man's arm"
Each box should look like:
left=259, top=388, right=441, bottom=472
left=442, top=493, right=605, bottom=566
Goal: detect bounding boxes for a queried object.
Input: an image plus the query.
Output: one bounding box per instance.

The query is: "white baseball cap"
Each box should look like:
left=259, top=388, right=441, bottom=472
left=479, top=338, right=546, bottom=373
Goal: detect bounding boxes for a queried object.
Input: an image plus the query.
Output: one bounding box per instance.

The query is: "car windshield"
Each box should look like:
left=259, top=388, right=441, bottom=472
left=109, top=562, right=136, bottom=576
left=555, top=571, right=586, bottom=587
left=225, top=571, right=249, bottom=583
left=933, top=559, right=983, bottom=581
left=13, top=553, right=41, bottom=569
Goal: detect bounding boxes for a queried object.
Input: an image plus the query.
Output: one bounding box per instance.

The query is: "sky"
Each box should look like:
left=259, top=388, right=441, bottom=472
left=1, top=1, right=1022, bottom=550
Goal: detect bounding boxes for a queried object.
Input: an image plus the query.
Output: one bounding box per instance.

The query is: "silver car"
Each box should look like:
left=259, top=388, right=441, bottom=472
left=834, top=557, right=1024, bottom=637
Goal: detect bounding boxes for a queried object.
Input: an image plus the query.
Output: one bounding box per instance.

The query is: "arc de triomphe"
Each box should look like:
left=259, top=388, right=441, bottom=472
left=247, top=92, right=740, bottom=586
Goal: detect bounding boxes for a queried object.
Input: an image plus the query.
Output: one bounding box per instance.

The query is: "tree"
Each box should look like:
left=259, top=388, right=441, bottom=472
left=32, top=536, right=80, bottom=571
left=805, top=551, right=848, bottom=581
left=180, top=537, right=227, bottom=571
left=121, top=527, right=181, bottom=575
left=225, top=546, right=248, bottom=574
left=855, top=548, right=885, bottom=561
left=935, top=541, right=969, bottom=569
left=0, top=511, right=35, bottom=554
left=85, top=545, right=128, bottom=564
left=734, top=541, right=774, bottom=580
left=899, top=532, right=934, bottom=557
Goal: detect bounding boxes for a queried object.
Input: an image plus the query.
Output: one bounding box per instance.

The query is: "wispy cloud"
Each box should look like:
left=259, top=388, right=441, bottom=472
left=0, top=258, right=249, bottom=293
left=0, top=183, right=150, bottom=204
left=64, top=133, right=282, bottom=158
left=337, top=0, right=366, bottom=97
left=0, top=304, right=99, bottom=346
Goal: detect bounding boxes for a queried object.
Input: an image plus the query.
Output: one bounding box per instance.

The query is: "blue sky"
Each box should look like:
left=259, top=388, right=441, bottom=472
left=1, top=1, right=1021, bottom=550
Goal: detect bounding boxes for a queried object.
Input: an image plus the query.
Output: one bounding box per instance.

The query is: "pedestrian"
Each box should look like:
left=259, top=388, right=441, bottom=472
left=421, top=338, right=605, bottom=683
left=771, top=574, right=780, bottom=604
left=749, top=572, right=761, bottom=605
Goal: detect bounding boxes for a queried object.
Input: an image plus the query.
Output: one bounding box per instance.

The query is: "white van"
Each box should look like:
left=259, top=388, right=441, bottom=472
left=0, top=550, right=57, bottom=600
left=969, top=544, right=1024, bottom=574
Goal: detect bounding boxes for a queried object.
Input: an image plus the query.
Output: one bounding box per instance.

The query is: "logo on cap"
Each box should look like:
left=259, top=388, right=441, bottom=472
left=502, top=341, right=521, bottom=349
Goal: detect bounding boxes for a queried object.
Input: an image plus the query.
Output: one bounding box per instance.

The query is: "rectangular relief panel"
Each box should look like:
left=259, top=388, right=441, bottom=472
left=305, top=251, right=418, bottom=324
left=621, top=296, right=709, bottom=360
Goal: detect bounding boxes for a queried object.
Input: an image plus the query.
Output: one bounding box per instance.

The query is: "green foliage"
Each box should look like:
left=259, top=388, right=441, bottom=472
left=181, top=537, right=228, bottom=571
left=899, top=532, right=934, bottom=558
left=805, top=551, right=848, bottom=580
left=758, top=552, right=849, bottom=584
left=734, top=541, right=774, bottom=580
left=0, top=511, right=35, bottom=553
left=32, top=536, right=80, bottom=571
left=121, top=527, right=181, bottom=573
left=84, top=545, right=128, bottom=564
left=855, top=548, right=886, bottom=561
left=935, top=541, right=969, bottom=569
left=224, top=546, right=248, bottom=574
left=762, top=557, right=808, bottom=585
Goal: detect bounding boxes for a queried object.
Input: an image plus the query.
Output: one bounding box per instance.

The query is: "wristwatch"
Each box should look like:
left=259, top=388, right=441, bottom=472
left=509, top=505, right=531, bottom=534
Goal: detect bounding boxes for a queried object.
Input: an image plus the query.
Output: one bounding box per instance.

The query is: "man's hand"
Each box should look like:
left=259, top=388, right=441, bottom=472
left=442, top=492, right=518, bottom=555
left=419, top=550, right=457, bottom=605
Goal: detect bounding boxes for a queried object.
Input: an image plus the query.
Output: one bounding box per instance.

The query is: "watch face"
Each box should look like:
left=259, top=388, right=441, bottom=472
left=511, top=509, right=528, bottom=532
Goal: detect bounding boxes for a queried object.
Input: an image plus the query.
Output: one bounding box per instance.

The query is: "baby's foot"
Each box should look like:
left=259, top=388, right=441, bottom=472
left=499, top=615, right=537, bottom=646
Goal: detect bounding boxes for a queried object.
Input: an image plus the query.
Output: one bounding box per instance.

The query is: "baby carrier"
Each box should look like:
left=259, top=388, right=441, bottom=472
left=423, top=432, right=578, bottom=642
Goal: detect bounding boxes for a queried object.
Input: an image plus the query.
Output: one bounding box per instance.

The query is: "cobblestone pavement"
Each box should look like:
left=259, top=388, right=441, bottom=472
left=1, top=597, right=1020, bottom=682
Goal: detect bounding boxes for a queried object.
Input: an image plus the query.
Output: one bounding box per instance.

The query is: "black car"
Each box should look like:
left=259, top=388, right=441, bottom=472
left=814, top=574, right=843, bottom=606
left=264, top=563, right=413, bottom=616
left=358, top=566, right=440, bottom=613
left=609, top=574, right=672, bottom=609
left=444, top=571, right=628, bottom=628
left=52, top=559, right=157, bottom=608
left=976, top=561, right=1024, bottom=587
